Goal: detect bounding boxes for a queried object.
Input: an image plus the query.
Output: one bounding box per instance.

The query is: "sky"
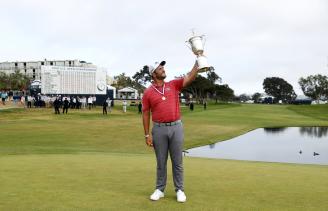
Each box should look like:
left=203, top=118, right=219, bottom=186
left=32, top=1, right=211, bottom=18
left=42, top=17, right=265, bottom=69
left=0, top=0, right=328, bottom=95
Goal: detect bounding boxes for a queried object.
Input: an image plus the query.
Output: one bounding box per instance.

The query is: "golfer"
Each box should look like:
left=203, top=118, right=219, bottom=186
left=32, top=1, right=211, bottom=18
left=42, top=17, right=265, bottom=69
left=142, top=60, right=199, bottom=203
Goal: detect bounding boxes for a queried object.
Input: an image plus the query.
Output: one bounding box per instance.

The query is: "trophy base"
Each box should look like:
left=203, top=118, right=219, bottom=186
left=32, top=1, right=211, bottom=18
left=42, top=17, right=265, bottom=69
left=197, top=55, right=210, bottom=72
left=198, top=67, right=210, bottom=73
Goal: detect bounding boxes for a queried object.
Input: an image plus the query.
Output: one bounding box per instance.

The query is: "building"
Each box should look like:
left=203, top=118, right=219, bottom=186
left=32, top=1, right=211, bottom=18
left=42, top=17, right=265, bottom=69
left=0, top=59, right=96, bottom=80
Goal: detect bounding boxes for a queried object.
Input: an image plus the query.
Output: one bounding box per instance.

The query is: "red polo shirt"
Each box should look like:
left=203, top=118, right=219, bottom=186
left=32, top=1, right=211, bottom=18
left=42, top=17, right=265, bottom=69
left=142, top=78, right=184, bottom=123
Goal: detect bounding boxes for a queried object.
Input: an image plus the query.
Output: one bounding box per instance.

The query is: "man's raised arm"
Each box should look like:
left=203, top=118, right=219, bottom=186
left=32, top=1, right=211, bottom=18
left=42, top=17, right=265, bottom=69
left=183, top=62, right=199, bottom=88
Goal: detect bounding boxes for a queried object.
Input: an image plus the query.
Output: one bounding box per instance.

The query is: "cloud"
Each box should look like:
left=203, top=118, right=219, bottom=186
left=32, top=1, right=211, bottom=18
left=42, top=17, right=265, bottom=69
left=0, top=0, right=327, bottom=95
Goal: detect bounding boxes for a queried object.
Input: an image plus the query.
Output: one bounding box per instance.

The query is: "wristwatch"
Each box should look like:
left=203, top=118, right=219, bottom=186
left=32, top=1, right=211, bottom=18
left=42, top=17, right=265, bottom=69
left=144, top=134, right=150, bottom=138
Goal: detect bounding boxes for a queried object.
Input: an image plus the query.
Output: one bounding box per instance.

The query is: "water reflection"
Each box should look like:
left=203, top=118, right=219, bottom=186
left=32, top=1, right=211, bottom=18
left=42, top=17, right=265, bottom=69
left=264, top=127, right=287, bottom=133
left=264, top=127, right=328, bottom=138
left=299, top=127, right=328, bottom=138
left=209, top=143, right=215, bottom=149
left=187, top=127, right=328, bottom=165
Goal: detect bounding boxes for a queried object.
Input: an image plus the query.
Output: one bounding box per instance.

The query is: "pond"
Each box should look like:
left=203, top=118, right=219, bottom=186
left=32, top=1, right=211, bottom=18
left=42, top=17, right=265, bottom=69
left=186, top=127, right=328, bottom=165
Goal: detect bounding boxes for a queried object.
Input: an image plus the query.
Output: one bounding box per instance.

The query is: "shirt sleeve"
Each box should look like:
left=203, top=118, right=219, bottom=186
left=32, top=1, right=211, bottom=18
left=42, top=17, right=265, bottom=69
left=171, top=78, right=184, bottom=91
left=142, top=91, right=150, bottom=112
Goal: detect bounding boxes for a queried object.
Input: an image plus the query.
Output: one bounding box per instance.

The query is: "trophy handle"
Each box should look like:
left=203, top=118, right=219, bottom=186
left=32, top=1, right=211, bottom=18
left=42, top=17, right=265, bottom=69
left=185, top=41, right=192, bottom=50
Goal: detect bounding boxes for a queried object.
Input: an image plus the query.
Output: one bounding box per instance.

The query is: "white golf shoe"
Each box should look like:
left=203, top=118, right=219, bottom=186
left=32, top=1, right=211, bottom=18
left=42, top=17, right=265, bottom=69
left=176, top=190, right=187, bottom=203
left=150, top=189, right=164, bottom=201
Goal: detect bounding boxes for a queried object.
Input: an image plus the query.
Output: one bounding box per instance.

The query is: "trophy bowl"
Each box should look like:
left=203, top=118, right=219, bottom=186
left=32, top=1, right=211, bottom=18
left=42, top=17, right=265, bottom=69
left=186, top=33, right=210, bottom=72
left=188, top=36, right=204, bottom=55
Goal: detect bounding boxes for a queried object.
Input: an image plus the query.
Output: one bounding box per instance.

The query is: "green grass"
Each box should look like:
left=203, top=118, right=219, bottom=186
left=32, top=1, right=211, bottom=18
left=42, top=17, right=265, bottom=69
left=287, top=104, right=328, bottom=121
left=1, top=154, right=328, bottom=211
left=1, top=104, right=326, bottom=155
left=0, top=103, right=328, bottom=210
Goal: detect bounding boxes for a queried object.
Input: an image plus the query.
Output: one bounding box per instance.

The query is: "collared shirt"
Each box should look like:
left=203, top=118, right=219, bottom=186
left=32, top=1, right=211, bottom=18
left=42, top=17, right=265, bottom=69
left=142, top=78, right=184, bottom=122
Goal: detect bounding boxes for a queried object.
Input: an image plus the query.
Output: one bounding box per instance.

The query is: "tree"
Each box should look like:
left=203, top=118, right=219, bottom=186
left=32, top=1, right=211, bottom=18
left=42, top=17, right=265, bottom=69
left=213, top=84, right=234, bottom=102
left=132, top=65, right=152, bottom=86
left=299, top=74, right=328, bottom=102
left=263, top=77, right=296, bottom=103
left=238, top=94, right=251, bottom=102
left=206, top=66, right=221, bottom=85
left=113, top=73, right=133, bottom=90
left=183, top=75, right=212, bottom=101
left=0, top=72, right=10, bottom=90
left=0, top=70, right=31, bottom=91
left=112, top=73, right=145, bottom=93
left=252, top=92, right=262, bottom=103
left=182, top=66, right=232, bottom=102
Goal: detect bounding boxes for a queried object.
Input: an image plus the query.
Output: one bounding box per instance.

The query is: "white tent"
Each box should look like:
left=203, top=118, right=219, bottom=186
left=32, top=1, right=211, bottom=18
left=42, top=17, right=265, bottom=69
left=117, top=87, right=138, bottom=99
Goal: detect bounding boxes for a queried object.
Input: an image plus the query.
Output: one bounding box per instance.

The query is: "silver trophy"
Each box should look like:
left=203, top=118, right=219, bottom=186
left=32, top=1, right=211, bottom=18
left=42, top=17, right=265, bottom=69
left=186, top=30, right=210, bottom=72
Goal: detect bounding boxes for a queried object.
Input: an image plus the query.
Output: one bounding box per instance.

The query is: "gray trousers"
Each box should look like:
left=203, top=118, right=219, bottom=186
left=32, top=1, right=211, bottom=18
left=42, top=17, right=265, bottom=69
left=152, top=122, right=184, bottom=192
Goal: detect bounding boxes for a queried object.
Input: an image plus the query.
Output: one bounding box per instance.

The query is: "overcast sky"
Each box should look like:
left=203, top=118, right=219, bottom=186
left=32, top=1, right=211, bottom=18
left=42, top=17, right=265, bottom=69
left=1, top=0, right=327, bottom=95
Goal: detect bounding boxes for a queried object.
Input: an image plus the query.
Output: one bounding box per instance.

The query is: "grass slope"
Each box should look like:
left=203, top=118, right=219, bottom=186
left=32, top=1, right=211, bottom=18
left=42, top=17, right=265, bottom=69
left=0, top=104, right=327, bottom=154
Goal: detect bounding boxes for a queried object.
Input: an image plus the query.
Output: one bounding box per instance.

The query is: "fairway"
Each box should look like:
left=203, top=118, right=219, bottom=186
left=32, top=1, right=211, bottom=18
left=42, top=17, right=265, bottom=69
left=1, top=103, right=328, bottom=210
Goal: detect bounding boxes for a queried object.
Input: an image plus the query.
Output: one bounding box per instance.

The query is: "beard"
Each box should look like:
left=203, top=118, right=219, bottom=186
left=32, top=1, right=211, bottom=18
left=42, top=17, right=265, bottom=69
left=155, top=72, right=166, bottom=80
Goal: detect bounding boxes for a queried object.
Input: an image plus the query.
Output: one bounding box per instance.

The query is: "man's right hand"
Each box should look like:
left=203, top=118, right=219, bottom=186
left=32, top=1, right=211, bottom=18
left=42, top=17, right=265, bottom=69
left=145, top=136, right=153, bottom=147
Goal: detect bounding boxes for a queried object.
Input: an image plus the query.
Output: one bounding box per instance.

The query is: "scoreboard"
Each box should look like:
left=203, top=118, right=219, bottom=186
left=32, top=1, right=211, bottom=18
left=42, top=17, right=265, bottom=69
left=41, top=66, right=107, bottom=95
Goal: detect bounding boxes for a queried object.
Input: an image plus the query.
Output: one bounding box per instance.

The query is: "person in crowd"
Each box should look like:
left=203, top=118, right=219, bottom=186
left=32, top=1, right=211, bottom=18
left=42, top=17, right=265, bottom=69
left=122, top=100, right=127, bottom=113
left=92, top=95, right=97, bottom=108
left=82, top=96, right=87, bottom=109
left=76, top=96, right=81, bottom=109
left=107, top=98, right=112, bottom=113
left=8, top=90, right=13, bottom=102
left=102, top=98, right=108, bottom=115
left=138, top=101, right=142, bottom=114
left=20, top=95, right=25, bottom=107
left=69, top=97, right=73, bottom=109
left=88, top=96, right=93, bottom=110
left=13, top=94, right=18, bottom=106
left=62, top=97, right=69, bottom=114
left=81, top=96, right=86, bottom=109
left=24, top=95, right=28, bottom=108
left=1, top=91, right=7, bottom=105
left=189, top=101, right=194, bottom=111
left=53, top=97, right=61, bottom=114
left=27, top=95, right=32, bottom=108
left=35, top=93, right=42, bottom=108
left=43, top=95, right=50, bottom=108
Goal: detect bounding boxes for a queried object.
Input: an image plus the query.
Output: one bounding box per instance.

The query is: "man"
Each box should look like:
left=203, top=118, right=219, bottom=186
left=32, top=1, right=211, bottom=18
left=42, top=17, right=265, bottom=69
left=142, top=60, right=199, bottom=203
left=62, top=97, right=69, bottom=114
left=27, top=95, right=32, bottom=108
left=122, top=100, right=127, bottom=113
left=138, top=101, right=142, bottom=114
left=92, top=95, right=97, bottom=108
left=81, top=96, right=86, bottom=109
left=1, top=91, right=7, bottom=105
left=102, top=98, right=108, bottom=115
left=53, top=97, right=60, bottom=114
left=107, top=98, right=112, bottom=113
left=88, top=96, right=93, bottom=110
left=189, top=101, right=194, bottom=111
